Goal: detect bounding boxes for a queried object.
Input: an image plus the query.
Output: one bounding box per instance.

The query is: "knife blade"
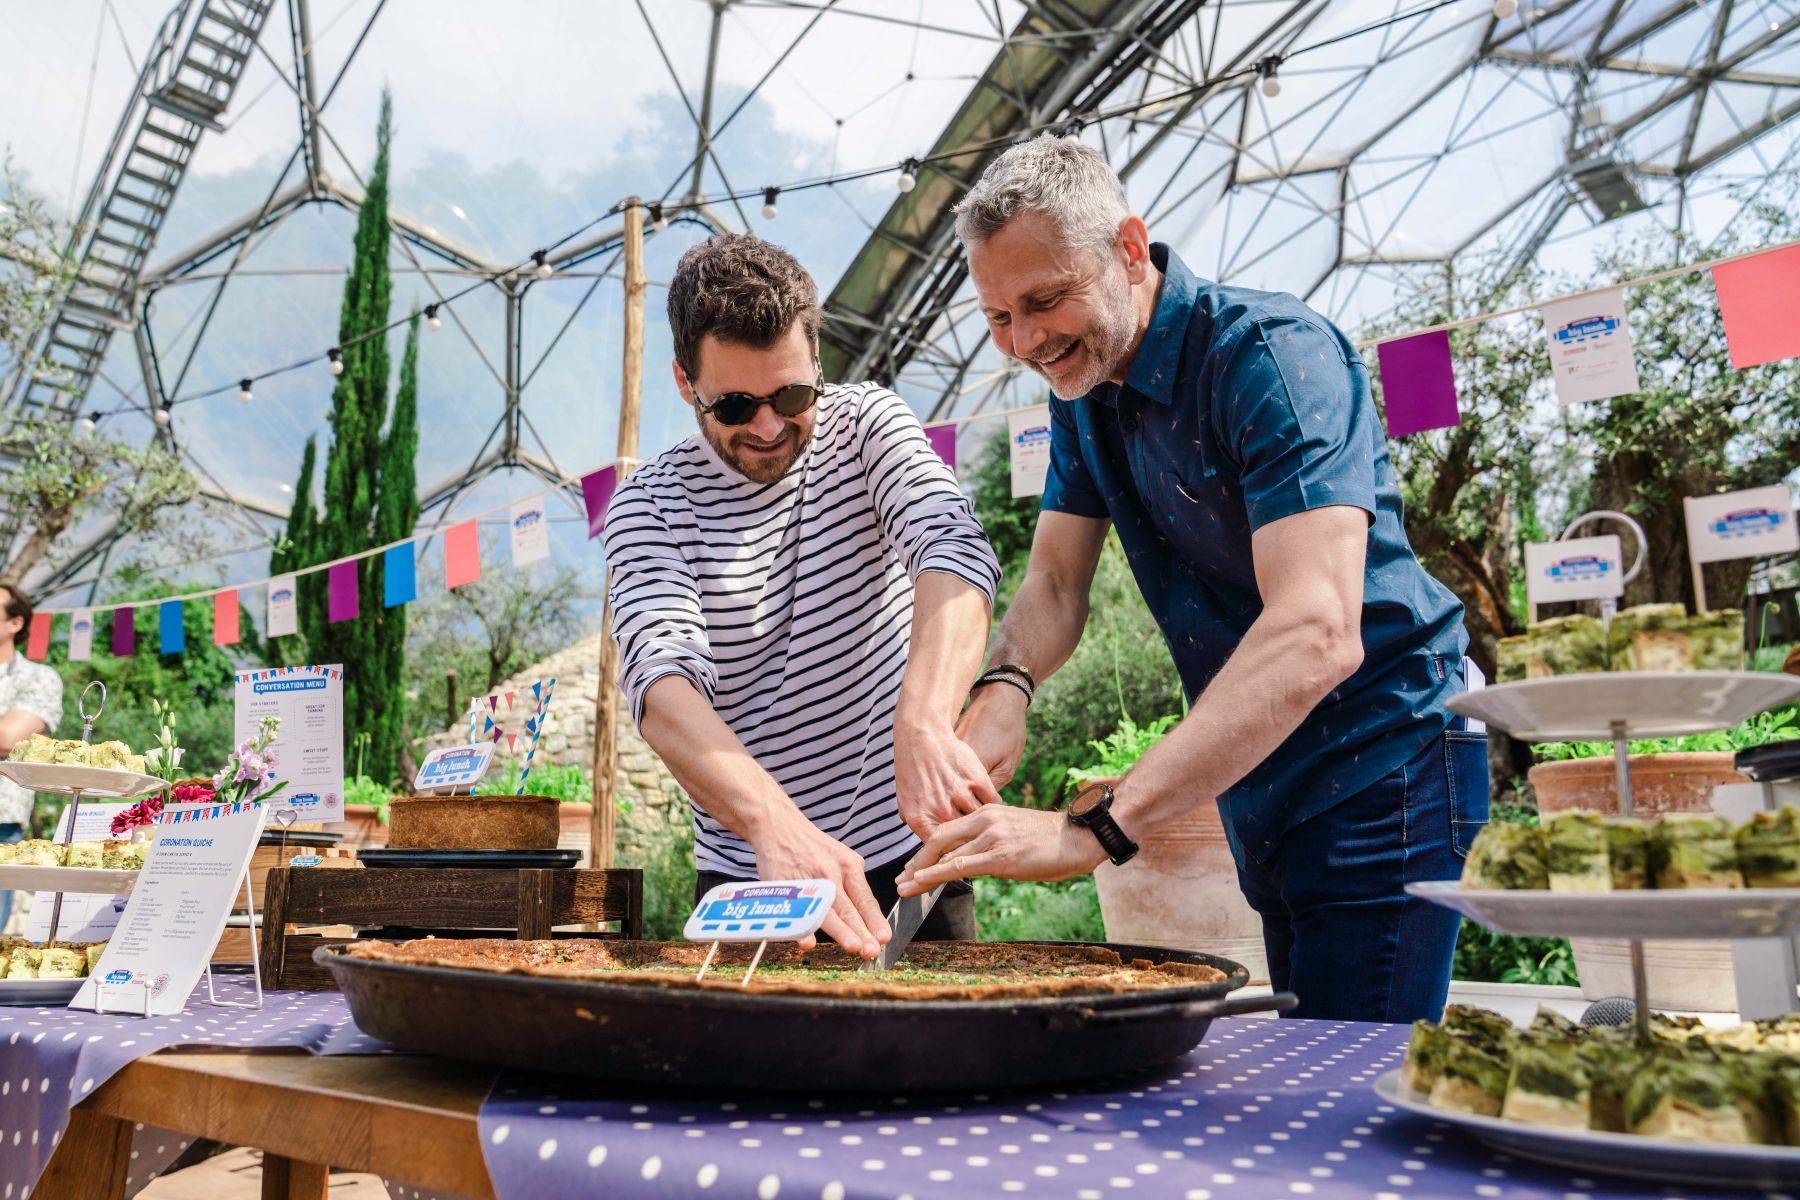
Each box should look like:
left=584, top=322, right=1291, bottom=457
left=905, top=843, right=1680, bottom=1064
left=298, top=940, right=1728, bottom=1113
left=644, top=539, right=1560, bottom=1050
left=865, top=883, right=945, bottom=971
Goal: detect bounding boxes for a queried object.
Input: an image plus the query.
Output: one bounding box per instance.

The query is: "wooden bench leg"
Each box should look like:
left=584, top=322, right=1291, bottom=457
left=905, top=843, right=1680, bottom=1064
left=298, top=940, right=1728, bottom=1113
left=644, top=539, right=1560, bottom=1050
left=33, top=1108, right=134, bottom=1200
left=260, top=1153, right=330, bottom=1200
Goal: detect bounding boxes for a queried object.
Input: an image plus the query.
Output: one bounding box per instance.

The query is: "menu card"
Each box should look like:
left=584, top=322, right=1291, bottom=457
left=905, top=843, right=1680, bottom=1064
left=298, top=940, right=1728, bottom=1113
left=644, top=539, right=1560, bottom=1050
left=23, top=801, right=130, bottom=943
left=234, top=664, right=345, bottom=822
left=69, top=799, right=266, bottom=1015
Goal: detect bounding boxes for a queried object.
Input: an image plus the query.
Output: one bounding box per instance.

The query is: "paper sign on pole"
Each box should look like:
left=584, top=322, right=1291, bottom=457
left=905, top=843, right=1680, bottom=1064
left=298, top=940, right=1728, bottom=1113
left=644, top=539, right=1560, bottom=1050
left=70, top=800, right=267, bottom=1016
left=414, top=742, right=496, bottom=793
left=510, top=498, right=550, bottom=566
left=1542, top=288, right=1640, bottom=406
left=234, top=664, right=345, bottom=823
left=267, top=573, right=298, bottom=638
left=1684, top=484, right=1799, bottom=565
left=1524, top=536, right=1625, bottom=606
left=685, top=879, right=837, bottom=942
left=1007, top=406, right=1052, bottom=498
left=68, top=608, right=95, bottom=661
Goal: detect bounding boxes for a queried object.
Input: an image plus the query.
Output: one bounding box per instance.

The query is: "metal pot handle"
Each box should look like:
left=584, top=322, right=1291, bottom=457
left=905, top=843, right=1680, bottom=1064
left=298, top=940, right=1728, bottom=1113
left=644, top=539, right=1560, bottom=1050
left=1075, top=990, right=1298, bottom=1028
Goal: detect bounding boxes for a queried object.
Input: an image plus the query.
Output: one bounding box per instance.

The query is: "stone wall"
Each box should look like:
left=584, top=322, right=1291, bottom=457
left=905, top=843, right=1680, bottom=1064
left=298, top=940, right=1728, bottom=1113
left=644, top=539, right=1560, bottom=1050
left=425, top=632, right=689, bottom=865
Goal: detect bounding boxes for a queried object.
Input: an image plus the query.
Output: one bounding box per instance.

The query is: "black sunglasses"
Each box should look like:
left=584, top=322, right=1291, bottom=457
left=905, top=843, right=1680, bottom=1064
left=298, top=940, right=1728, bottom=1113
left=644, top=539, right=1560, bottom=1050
left=695, top=371, right=824, bottom=427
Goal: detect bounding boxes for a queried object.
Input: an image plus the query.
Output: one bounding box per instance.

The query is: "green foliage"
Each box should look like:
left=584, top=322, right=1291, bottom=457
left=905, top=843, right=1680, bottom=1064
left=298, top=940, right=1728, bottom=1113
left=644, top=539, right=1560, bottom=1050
left=1066, top=713, right=1180, bottom=788
left=1450, top=801, right=1577, bottom=986
left=1533, top=704, right=1800, bottom=761
left=343, top=774, right=393, bottom=823
left=269, top=93, right=417, bottom=785
left=475, top=761, right=591, bottom=803
left=974, top=876, right=1106, bottom=942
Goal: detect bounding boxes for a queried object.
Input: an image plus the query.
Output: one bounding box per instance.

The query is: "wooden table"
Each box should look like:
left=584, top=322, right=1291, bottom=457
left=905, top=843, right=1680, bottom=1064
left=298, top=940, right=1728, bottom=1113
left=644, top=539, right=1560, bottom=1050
left=36, top=1050, right=499, bottom=1200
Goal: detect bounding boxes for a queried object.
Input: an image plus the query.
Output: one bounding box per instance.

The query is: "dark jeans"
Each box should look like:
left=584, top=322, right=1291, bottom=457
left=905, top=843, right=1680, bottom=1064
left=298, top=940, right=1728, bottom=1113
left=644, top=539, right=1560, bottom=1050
left=1233, top=723, right=1488, bottom=1023
left=0, top=823, right=22, bottom=931
left=696, top=852, right=978, bottom=942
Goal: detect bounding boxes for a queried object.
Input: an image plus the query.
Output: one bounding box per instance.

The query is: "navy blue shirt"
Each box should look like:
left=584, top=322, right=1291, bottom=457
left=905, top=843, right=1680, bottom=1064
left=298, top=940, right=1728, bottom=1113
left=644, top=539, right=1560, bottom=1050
left=1041, top=245, right=1466, bottom=862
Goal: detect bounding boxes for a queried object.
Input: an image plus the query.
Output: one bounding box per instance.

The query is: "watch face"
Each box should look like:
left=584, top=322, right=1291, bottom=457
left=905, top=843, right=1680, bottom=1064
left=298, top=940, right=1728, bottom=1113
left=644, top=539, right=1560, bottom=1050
left=1067, top=785, right=1106, bottom=818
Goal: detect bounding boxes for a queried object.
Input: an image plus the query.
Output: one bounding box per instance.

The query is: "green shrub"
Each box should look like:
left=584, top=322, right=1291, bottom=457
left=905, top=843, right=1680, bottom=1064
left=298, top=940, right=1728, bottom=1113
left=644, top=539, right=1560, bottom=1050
left=975, top=875, right=1105, bottom=942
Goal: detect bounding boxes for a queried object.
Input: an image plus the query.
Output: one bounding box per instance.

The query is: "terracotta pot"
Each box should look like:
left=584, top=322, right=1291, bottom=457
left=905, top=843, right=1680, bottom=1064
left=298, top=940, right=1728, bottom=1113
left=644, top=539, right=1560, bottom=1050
left=1530, top=751, right=1750, bottom=1011
left=1088, top=777, right=1269, bottom=984
left=327, top=803, right=388, bottom=851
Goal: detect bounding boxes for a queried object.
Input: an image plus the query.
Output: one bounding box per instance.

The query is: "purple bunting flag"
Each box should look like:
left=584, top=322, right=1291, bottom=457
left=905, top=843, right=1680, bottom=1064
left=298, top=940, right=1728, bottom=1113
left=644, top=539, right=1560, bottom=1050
left=582, top=465, right=618, bottom=540
left=111, top=607, right=136, bottom=657
left=327, top=560, right=360, bottom=623
left=925, top=423, right=957, bottom=469
left=1376, top=330, right=1460, bottom=437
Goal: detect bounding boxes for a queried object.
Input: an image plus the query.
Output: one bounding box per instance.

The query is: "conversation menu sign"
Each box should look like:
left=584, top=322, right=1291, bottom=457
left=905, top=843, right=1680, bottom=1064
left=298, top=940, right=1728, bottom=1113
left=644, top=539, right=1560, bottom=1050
left=70, top=799, right=267, bottom=1015
left=234, top=664, right=345, bottom=823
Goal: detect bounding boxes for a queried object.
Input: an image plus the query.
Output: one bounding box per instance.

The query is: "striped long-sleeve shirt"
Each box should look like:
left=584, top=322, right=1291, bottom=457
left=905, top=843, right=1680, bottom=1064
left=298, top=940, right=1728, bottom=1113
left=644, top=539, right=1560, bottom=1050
left=603, top=383, right=1002, bottom=877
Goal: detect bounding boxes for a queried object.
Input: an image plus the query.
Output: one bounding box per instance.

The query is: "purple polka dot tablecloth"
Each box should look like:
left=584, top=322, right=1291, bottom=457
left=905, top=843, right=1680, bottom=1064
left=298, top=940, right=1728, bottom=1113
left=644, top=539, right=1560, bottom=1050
left=0, top=975, right=393, bottom=1199
left=476, top=1016, right=1791, bottom=1200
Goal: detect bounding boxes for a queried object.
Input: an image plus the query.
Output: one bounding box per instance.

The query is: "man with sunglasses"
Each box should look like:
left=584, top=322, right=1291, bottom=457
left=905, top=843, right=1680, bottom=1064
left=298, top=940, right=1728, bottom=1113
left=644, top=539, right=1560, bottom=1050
left=602, top=234, right=1003, bottom=959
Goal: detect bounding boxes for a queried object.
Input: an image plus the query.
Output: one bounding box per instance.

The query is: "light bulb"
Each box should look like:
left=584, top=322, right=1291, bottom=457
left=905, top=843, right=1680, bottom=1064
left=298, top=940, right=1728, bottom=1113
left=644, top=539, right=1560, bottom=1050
left=762, top=187, right=779, bottom=220
left=425, top=305, right=442, bottom=331
left=77, top=416, right=95, bottom=435
left=649, top=203, right=669, bottom=232
left=238, top=379, right=254, bottom=404
left=897, top=161, right=918, bottom=193
left=1260, top=72, right=1281, bottom=98
left=327, top=348, right=344, bottom=376
left=533, top=251, right=553, bottom=280
left=1493, top=0, right=1518, bottom=18
left=154, top=407, right=170, bottom=427
left=1256, top=56, right=1282, bottom=98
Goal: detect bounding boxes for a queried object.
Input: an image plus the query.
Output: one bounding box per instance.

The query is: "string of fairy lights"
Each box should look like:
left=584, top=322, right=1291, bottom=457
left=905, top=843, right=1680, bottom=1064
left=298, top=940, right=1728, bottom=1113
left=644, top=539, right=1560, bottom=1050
left=69, top=0, right=1503, bottom=433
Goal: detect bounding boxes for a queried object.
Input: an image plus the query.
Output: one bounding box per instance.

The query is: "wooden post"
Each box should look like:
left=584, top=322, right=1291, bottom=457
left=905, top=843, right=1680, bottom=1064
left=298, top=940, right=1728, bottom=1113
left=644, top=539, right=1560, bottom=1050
left=590, top=199, right=647, bottom=870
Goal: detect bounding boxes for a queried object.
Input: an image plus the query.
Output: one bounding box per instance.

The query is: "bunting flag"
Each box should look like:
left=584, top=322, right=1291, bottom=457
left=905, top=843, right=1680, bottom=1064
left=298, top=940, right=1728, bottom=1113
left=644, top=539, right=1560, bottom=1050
left=510, top=498, right=550, bottom=566
left=445, top=519, right=481, bottom=588
left=68, top=609, right=94, bottom=662
left=327, top=560, right=360, bottom=623
left=1541, top=288, right=1640, bottom=406
left=24, top=613, right=51, bottom=661
left=504, top=690, right=516, bottom=709
left=111, top=607, right=136, bottom=657
left=925, top=423, right=958, bottom=470
left=384, top=542, right=417, bottom=608
left=1377, top=330, right=1460, bottom=436
left=1713, top=243, right=1800, bottom=369
left=267, top=573, right=298, bottom=638
left=213, top=588, right=240, bottom=647
left=581, top=465, right=618, bottom=540
left=159, top=600, right=186, bottom=655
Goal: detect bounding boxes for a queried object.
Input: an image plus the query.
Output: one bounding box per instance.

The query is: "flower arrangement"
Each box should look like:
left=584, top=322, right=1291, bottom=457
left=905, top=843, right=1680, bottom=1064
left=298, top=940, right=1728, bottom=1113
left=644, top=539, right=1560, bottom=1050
left=110, top=795, right=164, bottom=837
left=110, top=716, right=285, bottom=837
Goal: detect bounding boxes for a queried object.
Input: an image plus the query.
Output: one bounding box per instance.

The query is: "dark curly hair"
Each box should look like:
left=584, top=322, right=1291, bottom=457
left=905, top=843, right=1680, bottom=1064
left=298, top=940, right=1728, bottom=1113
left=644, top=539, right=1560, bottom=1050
left=667, top=233, right=821, bottom=379
left=0, top=585, right=33, bottom=647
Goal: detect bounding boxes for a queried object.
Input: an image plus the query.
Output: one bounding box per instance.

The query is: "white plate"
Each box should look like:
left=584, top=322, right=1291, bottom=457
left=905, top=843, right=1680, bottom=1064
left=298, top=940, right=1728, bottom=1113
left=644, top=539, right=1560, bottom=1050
left=0, top=864, right=138, bottom=894
left=1448, top=671, right=1800, bottom=741
left=0, top=976, right=84, bottom=1006
left=1408, top=880, right=1800, bottom=939
left=1376, top=1069, right=1800, bottom=1187
left=0, top=760, right=164, bottom=798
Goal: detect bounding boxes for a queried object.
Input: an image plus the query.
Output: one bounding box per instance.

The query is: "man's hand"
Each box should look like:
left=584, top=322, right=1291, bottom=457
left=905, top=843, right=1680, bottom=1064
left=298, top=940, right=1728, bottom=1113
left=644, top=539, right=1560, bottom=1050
left=894, top=720, right=1001, bottom=840
left=954, top=684, right=1029, bottom=789
left=895, top=805, right=1108, bottom=896
left=748, top=807, right=891, bottom=959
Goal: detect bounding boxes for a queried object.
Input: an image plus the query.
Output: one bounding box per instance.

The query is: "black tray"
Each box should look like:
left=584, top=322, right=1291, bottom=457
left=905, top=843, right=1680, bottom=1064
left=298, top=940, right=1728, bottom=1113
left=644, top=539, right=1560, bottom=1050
left=259, top=830, right=342, bottom=849
left=320, top=939, right=1294, bottom=1092
left=1736, top=741, right=1800, bottom=784
left=355, top=848, right=581, bottom=870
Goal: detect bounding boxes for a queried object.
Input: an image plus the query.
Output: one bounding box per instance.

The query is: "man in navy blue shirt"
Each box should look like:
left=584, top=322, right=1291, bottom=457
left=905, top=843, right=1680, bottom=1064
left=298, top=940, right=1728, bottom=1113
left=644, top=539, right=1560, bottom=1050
left=898, top=136, right=1486, bottom=1022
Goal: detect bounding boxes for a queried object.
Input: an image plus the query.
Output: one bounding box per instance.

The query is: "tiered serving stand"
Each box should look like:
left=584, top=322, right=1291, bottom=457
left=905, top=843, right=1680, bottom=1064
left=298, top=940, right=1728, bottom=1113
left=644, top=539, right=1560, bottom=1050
left=0, top=682, right=163, bottom=1005
left=1381, top=669, right=1800, bottom=1187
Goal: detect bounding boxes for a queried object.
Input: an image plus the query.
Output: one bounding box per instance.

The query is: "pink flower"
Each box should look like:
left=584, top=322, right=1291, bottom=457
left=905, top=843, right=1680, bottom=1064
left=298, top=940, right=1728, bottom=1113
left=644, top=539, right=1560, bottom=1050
left=110, top=796, right=166, bottom=836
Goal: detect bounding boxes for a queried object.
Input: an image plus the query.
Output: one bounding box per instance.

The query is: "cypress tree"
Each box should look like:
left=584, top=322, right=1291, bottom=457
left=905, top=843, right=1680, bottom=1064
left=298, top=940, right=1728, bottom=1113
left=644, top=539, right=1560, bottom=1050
left=277, top=90, right=416, bottom=783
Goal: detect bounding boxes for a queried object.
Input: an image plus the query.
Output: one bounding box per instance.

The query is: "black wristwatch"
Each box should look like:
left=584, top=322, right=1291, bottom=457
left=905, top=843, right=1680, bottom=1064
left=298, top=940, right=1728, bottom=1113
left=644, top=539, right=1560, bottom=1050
left=1066, top=782, right=1140, bottom=866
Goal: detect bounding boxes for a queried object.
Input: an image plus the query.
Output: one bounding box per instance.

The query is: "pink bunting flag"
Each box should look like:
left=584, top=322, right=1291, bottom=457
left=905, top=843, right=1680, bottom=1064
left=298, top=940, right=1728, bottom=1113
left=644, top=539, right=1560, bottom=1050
left=925, top=423, right=957, bottom=469
left=1376, top=330, right=1460, bottom=437
left=24, top=613, right=51, bottom=661
left=111, top=607, right=136, bottom=657
left=507, top=732, right=517, bottom=752
left=445, top=519, right=481, bottom=588
left=1713, top=243, right=1800, bottom=369
left=581, top=465, right=618, bottom=540
left=213, top=588, right=241, bottom=647
left=504, top=690, right=516, bottom=709
left=327, top=560, right=359, bottom=623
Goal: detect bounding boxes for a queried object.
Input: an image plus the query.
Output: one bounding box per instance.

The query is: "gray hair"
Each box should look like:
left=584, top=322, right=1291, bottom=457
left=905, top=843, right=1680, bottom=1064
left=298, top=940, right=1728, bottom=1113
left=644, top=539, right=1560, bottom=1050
left=953, top=135, right=1129, bottom=253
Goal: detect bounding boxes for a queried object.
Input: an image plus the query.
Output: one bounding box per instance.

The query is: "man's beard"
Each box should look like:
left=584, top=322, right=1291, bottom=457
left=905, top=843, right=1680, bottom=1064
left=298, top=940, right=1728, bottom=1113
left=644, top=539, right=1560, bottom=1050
left=701, top=419, right=807, bottom=484
left=1024, top=291, right=1139, bottom=401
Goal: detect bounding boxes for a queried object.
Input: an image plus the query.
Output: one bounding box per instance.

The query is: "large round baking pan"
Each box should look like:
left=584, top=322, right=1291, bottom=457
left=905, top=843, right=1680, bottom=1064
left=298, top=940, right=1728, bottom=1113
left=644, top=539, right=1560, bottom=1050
left=320, top=940, right=1294, bottom=1092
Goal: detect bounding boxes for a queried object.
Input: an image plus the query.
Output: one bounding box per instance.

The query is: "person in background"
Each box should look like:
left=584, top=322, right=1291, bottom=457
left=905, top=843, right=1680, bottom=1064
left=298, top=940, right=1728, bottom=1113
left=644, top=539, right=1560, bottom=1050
left=898, top=136, right=1484, bottom=1022
left=602, top=234, right=1002, bottom=958
left=0, top=585, right=63, bottom=932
